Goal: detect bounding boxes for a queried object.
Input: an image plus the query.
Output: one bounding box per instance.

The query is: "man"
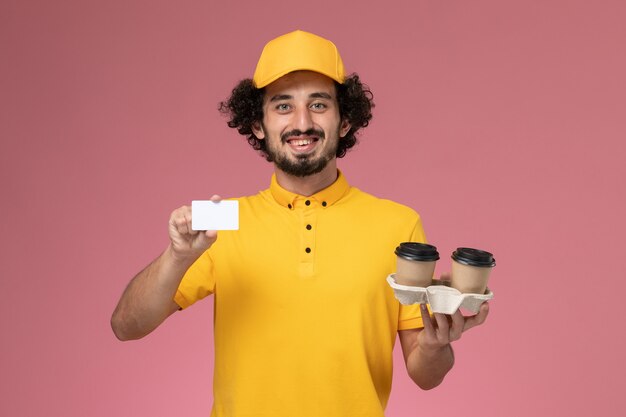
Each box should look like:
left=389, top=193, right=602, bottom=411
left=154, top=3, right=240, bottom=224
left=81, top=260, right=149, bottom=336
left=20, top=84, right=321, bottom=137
left=111, top=30, right=489, bottom=416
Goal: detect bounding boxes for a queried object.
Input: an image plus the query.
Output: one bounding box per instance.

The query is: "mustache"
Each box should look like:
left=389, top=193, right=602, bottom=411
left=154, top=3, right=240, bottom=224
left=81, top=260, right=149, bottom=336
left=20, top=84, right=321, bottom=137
left=281, top=128, right=325, bottom=143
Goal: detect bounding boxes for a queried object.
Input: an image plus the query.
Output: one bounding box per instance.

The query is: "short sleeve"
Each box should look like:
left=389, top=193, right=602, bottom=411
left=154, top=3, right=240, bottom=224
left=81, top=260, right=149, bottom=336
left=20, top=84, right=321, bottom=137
left=397, top=215, right=428, bottom=330
left=174, top=249, right=216, bottom=309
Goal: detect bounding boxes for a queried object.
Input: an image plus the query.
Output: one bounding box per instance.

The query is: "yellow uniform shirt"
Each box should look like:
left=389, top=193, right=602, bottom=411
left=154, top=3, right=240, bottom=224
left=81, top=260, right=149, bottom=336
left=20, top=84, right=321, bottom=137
left=175, top=172, right=426, bottom=417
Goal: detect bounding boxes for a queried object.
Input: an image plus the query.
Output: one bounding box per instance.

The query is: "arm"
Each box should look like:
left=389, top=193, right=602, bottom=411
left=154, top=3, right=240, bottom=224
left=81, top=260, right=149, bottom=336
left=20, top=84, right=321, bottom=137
left=110, top=197, right=220, bottom=341
left=398, top=302, right=489, bottom=390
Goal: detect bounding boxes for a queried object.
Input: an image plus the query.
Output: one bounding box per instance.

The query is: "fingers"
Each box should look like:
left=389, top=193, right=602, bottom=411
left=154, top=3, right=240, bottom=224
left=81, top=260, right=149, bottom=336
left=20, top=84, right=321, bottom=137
left=170, top=195, right=222, bottom=236
left=420, top=304, right=435, bottom=336
left=433, top=313, right=454, bottom=344
left=183, top=210, right=198, bottom=236
left=420, top=302, right=489, bottom=348
left=204, top=229, right=218, bottom=244
left=463, top=302, right=490, bottom=332
left=170, top=206, right=195, bottom=236
left=421, top=305, right=453, bottom=345
left=448, top=310, right=465, bottom=341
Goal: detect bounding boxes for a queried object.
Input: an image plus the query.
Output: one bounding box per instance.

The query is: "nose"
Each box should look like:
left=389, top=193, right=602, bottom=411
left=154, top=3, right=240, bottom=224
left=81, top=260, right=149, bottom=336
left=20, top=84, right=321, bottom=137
left=293, top=106, right=314, bottom=132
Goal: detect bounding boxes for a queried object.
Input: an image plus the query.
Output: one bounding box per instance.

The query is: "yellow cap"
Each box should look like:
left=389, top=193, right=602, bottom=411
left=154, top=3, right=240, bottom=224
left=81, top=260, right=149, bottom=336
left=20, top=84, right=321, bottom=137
left=253, top=30, right=345, bottom=88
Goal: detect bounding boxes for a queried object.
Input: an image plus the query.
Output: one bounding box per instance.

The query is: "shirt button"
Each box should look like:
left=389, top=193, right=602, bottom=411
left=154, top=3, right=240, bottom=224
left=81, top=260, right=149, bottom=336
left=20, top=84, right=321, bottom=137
left=305, top=200, right=311, bottom=206
left=305, top=247, right=311, bottom=253
left=306, top=224, right=312, bottom=230
left=322, top=201, right=327, bottom=207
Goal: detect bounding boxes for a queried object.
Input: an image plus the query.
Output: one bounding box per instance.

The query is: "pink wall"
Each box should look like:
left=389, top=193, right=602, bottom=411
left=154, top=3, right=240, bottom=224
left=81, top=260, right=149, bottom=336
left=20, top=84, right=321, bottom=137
left=1, top=0, right=624, bottom=416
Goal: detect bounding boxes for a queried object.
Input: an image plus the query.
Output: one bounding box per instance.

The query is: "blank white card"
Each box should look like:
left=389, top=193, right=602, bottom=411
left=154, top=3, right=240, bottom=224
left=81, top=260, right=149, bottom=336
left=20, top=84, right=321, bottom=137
left=191, top=200, right=239, bottom=231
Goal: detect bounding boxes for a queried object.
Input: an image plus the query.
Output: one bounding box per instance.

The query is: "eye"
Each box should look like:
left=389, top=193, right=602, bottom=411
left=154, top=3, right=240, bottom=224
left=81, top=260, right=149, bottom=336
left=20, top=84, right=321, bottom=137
left=275, top=103, right=291, bottom=112
left=310, top=102, right=327, bottom=110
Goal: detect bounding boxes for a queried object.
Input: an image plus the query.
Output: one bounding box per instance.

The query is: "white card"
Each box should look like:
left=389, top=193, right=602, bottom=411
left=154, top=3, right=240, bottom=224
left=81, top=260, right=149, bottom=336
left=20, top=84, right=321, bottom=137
left=191, top=200, right=239, bottom=231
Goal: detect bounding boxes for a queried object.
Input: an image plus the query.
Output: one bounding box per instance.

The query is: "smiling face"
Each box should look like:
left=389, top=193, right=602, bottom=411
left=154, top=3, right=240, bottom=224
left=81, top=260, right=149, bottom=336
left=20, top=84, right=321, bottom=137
left=252, top=71, right=351, bottom=178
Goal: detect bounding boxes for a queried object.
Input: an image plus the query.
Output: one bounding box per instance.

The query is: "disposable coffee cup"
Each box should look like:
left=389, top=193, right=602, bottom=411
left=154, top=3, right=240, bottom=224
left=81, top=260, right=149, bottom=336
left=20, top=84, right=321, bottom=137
left=450, top=248, right=496, bottom=294
left=394, top=242, right=440, bottom=287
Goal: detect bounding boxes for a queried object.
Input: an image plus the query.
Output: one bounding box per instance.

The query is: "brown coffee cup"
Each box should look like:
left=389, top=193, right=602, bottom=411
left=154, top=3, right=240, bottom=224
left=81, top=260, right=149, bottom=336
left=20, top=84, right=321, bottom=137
left=394, top=242, right=439, bottom=287
left=450, top=248, right=496, bottom=294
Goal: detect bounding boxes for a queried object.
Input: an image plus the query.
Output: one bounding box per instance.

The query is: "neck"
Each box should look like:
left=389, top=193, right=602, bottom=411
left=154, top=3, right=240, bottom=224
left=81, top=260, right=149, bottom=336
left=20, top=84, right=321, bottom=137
left=274, top=160, right=338, bottom=196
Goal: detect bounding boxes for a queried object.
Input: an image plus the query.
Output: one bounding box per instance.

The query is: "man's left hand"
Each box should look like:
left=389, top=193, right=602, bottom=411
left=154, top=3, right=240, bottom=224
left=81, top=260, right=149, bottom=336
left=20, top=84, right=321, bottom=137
left=417, top=302, right=489, bottom=354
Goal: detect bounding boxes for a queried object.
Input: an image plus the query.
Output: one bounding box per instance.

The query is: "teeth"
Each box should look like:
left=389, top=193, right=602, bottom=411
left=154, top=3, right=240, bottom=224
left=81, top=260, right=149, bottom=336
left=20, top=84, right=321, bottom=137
left=292, top=139, right=313, bottom=146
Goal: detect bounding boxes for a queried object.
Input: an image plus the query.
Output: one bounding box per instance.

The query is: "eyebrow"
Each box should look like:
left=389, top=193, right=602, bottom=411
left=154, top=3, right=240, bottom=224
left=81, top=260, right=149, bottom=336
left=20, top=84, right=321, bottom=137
left=310, top=92, right=333, bottom=100
left=268, top=92, right=334, bottom=102
left=269, top=94, right=292, bottom=102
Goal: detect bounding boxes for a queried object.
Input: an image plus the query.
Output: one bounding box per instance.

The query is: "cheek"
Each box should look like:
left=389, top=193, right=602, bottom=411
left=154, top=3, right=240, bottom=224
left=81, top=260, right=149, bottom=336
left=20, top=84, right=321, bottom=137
left=263, top=116, right=287, bottom=134
left=316, top=115, right=341, bottom=131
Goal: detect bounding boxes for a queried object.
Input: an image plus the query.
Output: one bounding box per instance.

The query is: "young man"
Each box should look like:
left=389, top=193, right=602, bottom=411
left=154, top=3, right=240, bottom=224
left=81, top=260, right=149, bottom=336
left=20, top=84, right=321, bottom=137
left=111, top=30, right=489, bottom=416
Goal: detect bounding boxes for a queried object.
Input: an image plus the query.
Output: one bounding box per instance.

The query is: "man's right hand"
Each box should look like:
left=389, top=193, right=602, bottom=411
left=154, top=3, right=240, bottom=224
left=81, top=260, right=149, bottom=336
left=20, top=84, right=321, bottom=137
left=168, top=194, right=220, bottom=263
left=111, top=194, right=223, bottom=341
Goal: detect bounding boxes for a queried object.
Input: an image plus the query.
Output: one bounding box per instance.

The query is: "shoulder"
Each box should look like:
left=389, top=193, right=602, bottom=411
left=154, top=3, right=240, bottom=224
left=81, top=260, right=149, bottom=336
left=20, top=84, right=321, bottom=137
left=229, top=188, right=271, bottom=206
left=346, top=186, right=421, bottom=221
left=227, top=189, right=279, bottom=220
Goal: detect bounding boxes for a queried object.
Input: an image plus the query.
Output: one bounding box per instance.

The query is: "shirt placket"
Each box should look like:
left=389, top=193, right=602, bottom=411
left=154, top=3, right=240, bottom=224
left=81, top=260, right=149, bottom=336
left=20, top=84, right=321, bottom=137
left=296, top=196, right=317, bottom=278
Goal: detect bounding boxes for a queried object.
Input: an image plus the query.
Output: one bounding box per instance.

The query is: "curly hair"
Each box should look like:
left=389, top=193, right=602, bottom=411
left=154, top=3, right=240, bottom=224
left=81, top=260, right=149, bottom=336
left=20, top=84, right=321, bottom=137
left=218, top=73, right=374, bottom=160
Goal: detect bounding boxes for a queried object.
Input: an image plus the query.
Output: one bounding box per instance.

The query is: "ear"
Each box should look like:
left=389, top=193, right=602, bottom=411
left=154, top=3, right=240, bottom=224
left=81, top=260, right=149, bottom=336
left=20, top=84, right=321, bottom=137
left=252, top=121, right=265, bottom=140
left=339, top=119, right=351, bottom=138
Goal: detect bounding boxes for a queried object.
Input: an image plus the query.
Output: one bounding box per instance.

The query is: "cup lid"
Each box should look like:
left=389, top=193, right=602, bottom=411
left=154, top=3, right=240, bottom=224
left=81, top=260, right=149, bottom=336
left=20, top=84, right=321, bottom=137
left=395, top=242, right=440, bottom=261
left=451, top=247, right=496, bottom=267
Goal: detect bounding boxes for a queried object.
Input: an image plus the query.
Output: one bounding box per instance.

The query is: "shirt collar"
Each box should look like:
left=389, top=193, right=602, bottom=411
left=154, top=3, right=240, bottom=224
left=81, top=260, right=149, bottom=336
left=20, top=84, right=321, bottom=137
left=270, top=170, right=351, bottom=209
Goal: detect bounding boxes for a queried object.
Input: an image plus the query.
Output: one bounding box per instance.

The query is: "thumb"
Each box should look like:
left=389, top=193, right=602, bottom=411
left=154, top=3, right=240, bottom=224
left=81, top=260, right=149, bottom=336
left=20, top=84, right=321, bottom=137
left=204, top=229, right=218, bottom=244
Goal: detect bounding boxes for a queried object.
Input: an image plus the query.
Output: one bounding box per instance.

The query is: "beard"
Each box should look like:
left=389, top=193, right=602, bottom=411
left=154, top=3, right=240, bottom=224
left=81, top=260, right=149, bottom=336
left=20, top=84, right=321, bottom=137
left=264, top=127, right=339, bottom=177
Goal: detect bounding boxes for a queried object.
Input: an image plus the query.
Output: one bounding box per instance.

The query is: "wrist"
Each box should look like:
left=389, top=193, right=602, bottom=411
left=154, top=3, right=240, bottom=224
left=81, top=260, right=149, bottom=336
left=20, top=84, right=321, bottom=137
left=164, top=244, right=198, bottom=269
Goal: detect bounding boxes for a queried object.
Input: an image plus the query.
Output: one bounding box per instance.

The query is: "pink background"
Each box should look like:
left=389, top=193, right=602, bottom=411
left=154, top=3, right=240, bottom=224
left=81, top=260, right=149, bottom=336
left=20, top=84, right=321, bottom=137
left=1, top=0, right=625, bottom=416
